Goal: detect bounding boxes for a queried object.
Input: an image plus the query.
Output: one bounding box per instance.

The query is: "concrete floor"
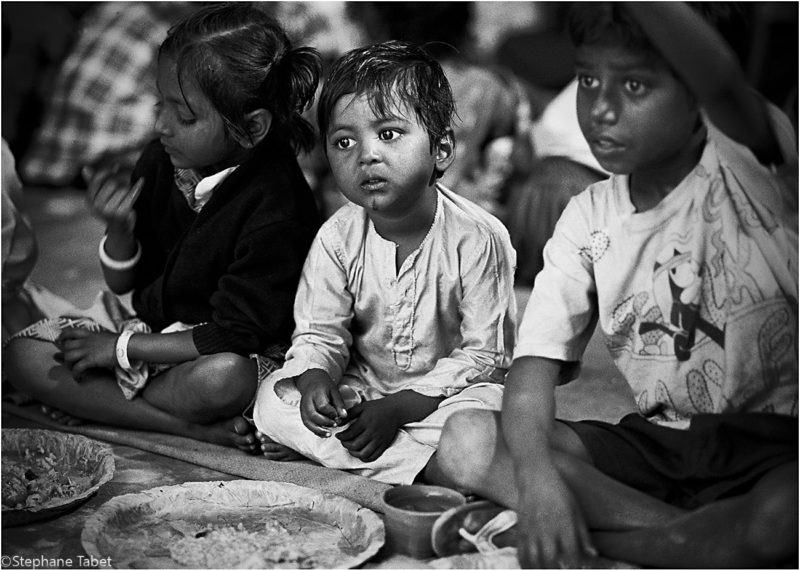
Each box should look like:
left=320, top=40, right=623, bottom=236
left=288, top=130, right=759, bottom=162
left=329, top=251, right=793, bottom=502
left=13, top=186, right=636, bottom=424
left=19, top=187, right=107, bottom=309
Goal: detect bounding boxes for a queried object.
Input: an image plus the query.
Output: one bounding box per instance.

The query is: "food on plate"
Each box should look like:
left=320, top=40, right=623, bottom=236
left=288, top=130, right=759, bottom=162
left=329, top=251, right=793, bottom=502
left=1, top=462, right=29, bottom=507
left=81, top=480, right=384, bottom=569
left=169, top=521, right=317, bottom=569
left=2, top=429, right=115, bottom=528
left=1, top=446, right=92, bottom=509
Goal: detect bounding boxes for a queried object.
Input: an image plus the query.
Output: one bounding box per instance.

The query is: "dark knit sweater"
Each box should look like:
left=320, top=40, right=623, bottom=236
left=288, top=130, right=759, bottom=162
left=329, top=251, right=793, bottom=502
left=130, top=133, right=321, bottom=355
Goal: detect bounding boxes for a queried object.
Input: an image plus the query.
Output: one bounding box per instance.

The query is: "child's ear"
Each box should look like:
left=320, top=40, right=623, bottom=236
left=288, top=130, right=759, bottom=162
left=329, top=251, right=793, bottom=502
left=236, top=108, right=273, bottom=148
left=434, top=128, right=456, bottom=173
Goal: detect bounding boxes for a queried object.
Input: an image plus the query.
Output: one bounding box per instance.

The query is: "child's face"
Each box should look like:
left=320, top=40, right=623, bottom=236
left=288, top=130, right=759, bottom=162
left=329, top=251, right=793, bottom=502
left=325, top=92, right=448, bottom=218
left=575, top=42, right=700, bottom=176
left=155, top=56, right=244, bottom=173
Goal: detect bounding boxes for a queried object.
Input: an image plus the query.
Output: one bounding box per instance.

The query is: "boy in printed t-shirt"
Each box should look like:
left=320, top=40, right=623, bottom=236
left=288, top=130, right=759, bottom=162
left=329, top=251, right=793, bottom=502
left=434, top=3, right=798, bottom=568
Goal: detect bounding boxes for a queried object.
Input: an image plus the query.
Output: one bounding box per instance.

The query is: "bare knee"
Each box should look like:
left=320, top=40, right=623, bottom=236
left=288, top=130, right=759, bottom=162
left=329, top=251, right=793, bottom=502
left=185, top=353, right=257, bottom=414
left=744, top=463, right=798, bottom=564
left=3, top=337, right=59, bottom=398
left=438, top=409, right=499, bottom=489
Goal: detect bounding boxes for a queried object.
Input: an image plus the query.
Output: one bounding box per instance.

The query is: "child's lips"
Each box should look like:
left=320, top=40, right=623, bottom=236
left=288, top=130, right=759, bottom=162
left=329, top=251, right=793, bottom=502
left=589, top=136, right=626, bottom=158
left=360, top=178, right=387, bottom=192
left=590, top=135, right=624, bottom=151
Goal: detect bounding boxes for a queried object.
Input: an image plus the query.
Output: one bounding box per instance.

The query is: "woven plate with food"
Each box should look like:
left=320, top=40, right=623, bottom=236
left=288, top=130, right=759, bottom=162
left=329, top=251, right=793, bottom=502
left=81, top=480, right=385, bottom=569
left=2, top=428, right=115, bottom=527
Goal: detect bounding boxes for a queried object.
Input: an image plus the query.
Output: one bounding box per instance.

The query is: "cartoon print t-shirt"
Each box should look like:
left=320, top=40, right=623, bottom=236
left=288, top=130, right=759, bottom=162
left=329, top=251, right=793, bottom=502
left=516, top=109, right=798, bottom=427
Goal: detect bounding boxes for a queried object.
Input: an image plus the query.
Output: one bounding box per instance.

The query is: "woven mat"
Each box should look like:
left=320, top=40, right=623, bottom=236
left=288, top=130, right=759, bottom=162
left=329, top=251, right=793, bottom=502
left=1, top=401, right=391, bottom=513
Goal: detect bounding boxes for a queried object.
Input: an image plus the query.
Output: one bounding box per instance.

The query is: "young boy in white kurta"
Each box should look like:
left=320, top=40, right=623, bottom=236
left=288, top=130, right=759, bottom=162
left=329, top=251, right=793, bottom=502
left=252, top=41, right=517, bottom=484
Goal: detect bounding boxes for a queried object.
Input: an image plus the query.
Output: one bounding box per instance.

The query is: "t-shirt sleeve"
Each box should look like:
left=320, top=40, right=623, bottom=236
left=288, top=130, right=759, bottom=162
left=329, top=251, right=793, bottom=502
left=765, top=101, right=798, bottom=166
left=514, top=194, right=598, bottom=363
left=766, top=103, right=799, bottom=226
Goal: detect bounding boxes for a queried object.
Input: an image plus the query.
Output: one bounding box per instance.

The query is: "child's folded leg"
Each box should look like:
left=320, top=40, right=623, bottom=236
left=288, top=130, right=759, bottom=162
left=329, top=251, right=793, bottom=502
left=401, top=383, right=504, bottom=448
left=253, top=376, right=505, bottom=484
left=140, top=353, right=257, bottom=424
left=253, top=372, right=434, bottom=483
left=5, top=336, right=265, bottom=448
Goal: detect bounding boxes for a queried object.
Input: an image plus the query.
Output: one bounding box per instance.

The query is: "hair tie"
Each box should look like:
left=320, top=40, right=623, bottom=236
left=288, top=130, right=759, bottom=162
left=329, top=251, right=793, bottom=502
left=271, top=48, right=291, bottom=80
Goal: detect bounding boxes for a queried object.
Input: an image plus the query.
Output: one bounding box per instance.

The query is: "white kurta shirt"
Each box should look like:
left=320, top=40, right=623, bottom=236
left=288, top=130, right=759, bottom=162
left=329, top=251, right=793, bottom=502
left=272, top=184, right=518, bottom=399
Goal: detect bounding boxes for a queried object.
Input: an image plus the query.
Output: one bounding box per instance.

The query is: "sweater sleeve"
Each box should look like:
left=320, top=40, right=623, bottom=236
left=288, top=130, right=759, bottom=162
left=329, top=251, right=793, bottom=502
left=191, top=218, right=315, bottom=355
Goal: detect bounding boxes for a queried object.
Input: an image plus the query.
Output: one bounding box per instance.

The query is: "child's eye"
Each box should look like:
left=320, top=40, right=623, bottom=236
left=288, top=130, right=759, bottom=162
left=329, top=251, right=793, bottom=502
left=577, top=74, right=598, bottom=90
left=334, top=137, right=354, bottom=150
left=177, top=114, right=196, bottom=126
left=625, top=79, right=647, bottom=95
left=378, top=129, right=401, bottom=141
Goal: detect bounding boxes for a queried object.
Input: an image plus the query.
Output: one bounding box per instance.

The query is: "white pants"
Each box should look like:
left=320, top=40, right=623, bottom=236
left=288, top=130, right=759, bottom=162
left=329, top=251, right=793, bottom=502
left=253, top=376, right=503, bottom=484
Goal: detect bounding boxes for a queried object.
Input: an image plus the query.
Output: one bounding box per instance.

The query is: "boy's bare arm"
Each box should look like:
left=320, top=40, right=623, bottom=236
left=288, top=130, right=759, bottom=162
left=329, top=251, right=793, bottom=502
left=626, top=2, right=781, bottom=164
left=502, top=356, right=595, bottom=567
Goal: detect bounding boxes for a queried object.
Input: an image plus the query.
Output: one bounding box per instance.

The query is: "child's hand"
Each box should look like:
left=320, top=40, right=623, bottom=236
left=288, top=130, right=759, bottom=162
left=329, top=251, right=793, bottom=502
left=515, top=463, right=595, bottom=568
left=55, top=328, right=118, bottom=380
left=296, top=370, right=348, bottom=437
left=83, top=164, right=144, bottom=233
left=335, top=399, right=401, bottom=462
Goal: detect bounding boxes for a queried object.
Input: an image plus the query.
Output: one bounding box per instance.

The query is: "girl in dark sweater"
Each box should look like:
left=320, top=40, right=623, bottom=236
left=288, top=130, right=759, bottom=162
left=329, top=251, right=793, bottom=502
left=6, top=4, right=322, bottom=448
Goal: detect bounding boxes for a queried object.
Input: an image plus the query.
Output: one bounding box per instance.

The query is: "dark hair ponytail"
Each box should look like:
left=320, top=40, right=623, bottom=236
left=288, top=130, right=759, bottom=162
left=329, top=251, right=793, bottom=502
left=263, top=46, right=322, bottom=153
left=160, top=3, right=322, bottom=154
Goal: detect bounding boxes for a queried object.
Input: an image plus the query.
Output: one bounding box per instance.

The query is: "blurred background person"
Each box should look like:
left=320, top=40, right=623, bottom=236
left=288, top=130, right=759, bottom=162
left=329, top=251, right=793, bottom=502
left=16, top=2, right=197, bottom=188
left=3, top=1, right=796, bottom=290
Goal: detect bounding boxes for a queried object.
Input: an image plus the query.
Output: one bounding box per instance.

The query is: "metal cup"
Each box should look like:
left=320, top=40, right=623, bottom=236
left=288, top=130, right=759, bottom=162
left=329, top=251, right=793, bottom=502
left=381, top=485, right=466, bottom=559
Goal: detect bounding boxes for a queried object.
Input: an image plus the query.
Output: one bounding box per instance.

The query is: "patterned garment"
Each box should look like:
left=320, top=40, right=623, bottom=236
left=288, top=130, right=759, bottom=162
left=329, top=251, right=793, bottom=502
left=20, top=2, right=194, bottom=186
left=516, top=105, right=798, bottom=426
left=173, top=166, right=237, bottom=212
left=8, top=291, right=287, bottom=401
left=7, top=293, right=152, bottom=399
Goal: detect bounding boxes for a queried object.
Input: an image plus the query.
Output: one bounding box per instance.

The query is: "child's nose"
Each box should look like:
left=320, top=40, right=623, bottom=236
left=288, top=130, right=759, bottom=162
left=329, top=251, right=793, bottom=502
left=154, top=111, right=171, bottom=137
left=591, top=89, right=619, bottom=125
left=358, top=140, right=381, bottom=164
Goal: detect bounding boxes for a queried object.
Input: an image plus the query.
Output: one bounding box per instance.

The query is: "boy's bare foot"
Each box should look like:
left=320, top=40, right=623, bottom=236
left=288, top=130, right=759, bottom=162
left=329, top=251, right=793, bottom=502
left=191, top=415, right=260, bottom=451
left=40, top=405, right=85, bottom=427
left=230, top=416, right=260, bottom=453
left=255, top=430, right=304, bottom=461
